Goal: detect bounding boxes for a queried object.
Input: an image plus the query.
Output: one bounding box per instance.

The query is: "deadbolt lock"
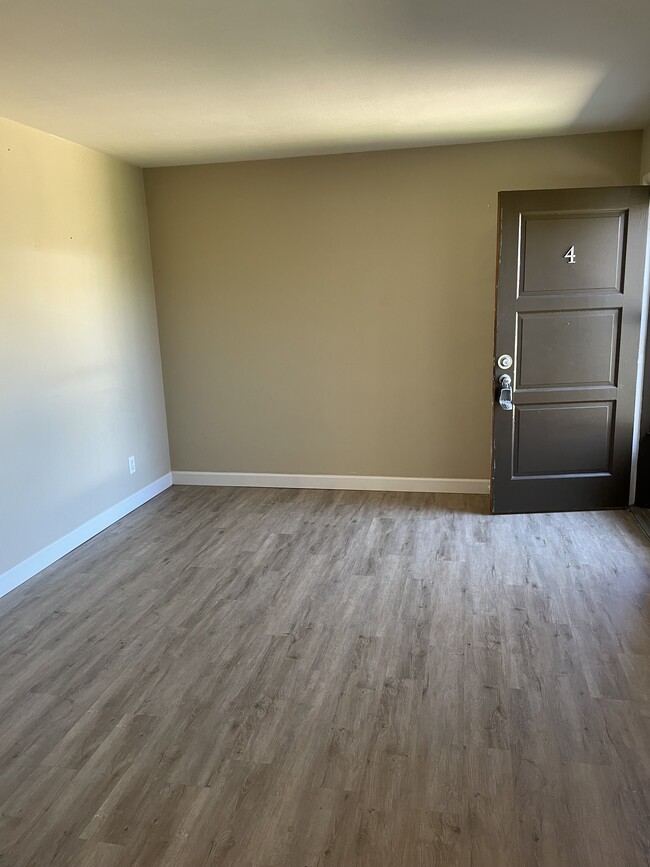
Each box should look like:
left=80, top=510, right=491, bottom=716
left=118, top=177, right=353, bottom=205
left=497, top=354, right=513, bottom=370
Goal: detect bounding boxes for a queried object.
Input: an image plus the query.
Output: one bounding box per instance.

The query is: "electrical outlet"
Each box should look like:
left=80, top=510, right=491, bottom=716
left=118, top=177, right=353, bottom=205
left=128, top=455, right=136, bottom=475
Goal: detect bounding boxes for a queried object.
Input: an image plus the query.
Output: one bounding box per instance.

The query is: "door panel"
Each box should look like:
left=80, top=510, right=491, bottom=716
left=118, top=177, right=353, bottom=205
left=523, top=212, right=625, bottom=293
left=492, top=187, right=649, bottom=514
left=514, top=403, right=613, bottom=477
left=517, top=309, right=619, bottom=388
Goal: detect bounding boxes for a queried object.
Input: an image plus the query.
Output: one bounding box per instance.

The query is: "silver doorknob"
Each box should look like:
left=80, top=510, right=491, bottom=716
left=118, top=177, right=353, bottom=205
left=498, top=374, right=513, bottom=411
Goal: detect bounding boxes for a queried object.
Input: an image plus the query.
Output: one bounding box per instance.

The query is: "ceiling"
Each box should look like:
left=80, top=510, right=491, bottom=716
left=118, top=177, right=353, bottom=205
left=1, top=0, right=649, bottom=167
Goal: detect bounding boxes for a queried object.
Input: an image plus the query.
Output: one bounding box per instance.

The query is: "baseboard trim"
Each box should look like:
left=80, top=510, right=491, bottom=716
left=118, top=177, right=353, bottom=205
left=0, top=472, right=173, bottom=600
left=172, top=471, right=489, bottom=495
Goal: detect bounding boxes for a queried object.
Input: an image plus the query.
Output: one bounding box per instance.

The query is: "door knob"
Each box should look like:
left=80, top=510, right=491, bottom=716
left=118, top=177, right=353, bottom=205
left=498, top=374, right=513, bottom=411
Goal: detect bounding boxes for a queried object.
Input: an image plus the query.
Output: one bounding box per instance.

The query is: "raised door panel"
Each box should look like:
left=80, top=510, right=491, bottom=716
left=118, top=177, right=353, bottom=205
left=514, top=402, right=614, bottom=478
left=522, top=213, right=625, bottom=294
left=517, top=309, right=619, bottom=389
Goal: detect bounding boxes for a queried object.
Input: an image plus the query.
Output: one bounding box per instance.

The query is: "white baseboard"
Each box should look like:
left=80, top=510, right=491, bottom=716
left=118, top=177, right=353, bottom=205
left=172, top=471, right=489, bottom=495
left=0, top=472, right=173, bottom=600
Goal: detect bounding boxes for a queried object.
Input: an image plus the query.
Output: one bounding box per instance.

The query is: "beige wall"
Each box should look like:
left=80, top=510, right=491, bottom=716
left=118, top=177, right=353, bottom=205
left=642, top=125, right=650, bottom=180
left=0, top=118, right=170, bottom=575
left=145, top=130, right=642, bottom=480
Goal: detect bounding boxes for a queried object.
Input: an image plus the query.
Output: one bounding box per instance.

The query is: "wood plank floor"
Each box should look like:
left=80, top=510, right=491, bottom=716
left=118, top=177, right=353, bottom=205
left=0, top=486, right=649, bottom=866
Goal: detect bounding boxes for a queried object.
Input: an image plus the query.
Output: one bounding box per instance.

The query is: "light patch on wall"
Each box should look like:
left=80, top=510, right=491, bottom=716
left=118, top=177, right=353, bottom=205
left=0, top=116, right=170, bottom=576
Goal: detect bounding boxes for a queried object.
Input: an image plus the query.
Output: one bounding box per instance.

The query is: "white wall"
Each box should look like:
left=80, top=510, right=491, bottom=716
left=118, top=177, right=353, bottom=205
left=642, top=125, right=650, bottom=181
left=146, top=130, right=642, bottom=481
left=0, top=118, right=170, bottom=583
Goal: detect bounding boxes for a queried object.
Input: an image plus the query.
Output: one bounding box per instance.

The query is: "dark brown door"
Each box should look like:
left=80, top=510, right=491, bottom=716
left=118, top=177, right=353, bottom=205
left=492, top=187, right=649, bottom=514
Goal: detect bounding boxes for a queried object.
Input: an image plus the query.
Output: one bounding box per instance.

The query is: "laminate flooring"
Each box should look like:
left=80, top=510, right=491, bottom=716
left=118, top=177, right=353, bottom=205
left=0, top=486, right=649, bottom=866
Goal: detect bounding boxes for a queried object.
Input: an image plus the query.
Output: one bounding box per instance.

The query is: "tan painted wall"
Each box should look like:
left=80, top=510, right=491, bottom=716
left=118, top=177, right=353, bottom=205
left=0, top=118, right=170, bottom=575
left=145, top=130, right=642, bottom=480
left=642, top=125, right=650, bottom=180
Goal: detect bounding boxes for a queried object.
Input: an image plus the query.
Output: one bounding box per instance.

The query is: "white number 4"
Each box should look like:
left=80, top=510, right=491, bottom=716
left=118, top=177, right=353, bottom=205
left=564, top=245, right=576, bottom=264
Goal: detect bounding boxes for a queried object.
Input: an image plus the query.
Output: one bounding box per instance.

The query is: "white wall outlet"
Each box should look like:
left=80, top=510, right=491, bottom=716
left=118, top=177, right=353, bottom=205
left=128, top=455, right=136, bottom=475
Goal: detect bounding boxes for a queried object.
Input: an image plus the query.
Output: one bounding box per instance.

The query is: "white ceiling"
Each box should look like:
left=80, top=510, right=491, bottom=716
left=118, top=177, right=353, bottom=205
left=1, top=0, right=649, bottom=167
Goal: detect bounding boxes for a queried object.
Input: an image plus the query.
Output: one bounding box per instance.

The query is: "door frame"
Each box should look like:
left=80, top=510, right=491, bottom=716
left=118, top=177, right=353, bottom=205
left=631, top=206, right=650, bottom=503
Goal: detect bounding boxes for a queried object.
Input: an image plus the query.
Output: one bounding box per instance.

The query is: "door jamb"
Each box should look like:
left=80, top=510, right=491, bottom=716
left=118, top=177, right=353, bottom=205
left=631, top=197, right=650, bottom=503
